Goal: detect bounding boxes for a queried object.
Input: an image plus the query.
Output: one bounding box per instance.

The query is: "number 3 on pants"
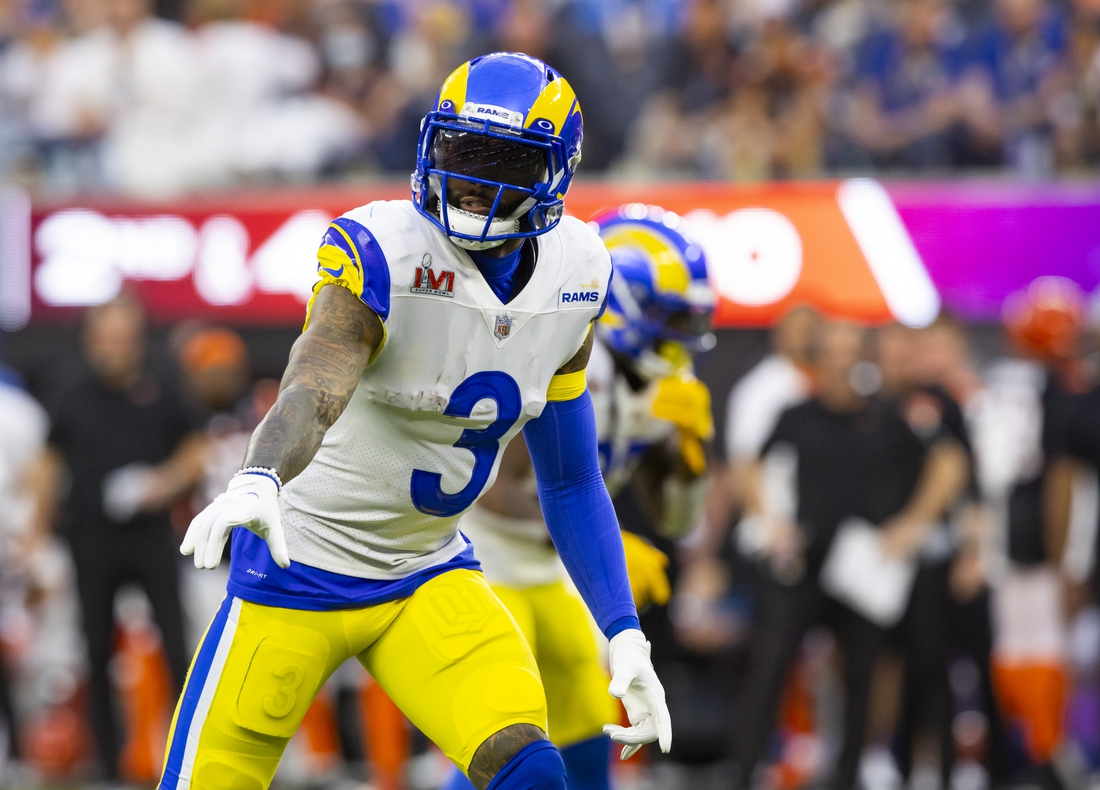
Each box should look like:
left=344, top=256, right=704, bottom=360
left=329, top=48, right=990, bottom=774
left=235, top=640, right=325, bottom=738
left=411, top=371, right=522, bottom=518
left=263, top=663, right=305, bottom=718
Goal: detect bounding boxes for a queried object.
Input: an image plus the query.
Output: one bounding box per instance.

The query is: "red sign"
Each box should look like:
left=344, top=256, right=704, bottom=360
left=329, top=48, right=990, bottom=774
left=7, top=181, right=940, bottom=329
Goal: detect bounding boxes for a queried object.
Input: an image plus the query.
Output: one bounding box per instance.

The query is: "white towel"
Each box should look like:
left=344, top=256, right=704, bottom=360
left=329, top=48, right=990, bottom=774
left=820, top=518, right=917, bottom=627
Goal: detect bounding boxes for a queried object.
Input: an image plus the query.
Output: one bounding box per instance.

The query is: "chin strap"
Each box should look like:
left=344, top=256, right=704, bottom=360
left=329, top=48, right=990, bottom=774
left=438, top=203, right=519, bottom=250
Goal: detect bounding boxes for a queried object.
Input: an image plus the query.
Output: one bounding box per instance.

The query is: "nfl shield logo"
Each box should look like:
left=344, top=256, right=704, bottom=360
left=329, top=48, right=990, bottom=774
left=494, top=314, right=513, bottom=340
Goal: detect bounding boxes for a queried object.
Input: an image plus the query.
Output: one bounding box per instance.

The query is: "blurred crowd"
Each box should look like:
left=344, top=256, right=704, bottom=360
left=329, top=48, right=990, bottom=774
left=3, top=277, right=1100, bottom=789
left=1, top=0, right=1100, bottom=196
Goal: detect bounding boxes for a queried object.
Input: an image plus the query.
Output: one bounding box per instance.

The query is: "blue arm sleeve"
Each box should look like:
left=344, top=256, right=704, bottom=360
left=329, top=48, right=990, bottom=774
left=522, top=389, right=641, bottom=639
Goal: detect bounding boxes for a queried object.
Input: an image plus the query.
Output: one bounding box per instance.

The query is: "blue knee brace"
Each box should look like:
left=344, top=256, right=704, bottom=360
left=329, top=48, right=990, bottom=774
left=441, top=768, right=477, bottom=790
left=487, top=741, right=567, bottom=790
left=560, top=736, right=612, bottom=790
left=441, top=740, right=567, bottom=790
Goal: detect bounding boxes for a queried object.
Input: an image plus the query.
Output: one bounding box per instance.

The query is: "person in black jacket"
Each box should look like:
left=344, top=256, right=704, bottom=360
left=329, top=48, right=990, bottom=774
left=731, top=320, right=967, bottom=790
left=878, top=321, right=975, bottom=787
left=35, top=294, right=204, bottom=782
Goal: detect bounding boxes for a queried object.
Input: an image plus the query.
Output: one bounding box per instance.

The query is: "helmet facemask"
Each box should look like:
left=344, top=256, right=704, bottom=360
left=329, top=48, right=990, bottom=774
left=411, top=112, right=567, bottom=248
left=655, top=306, right=716, bottom=353
left=418, top=120, right=563, bottom=250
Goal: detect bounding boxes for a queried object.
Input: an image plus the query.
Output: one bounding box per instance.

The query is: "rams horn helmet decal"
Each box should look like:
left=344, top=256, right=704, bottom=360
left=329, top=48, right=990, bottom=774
left=595, top=204, right=715, bottom=362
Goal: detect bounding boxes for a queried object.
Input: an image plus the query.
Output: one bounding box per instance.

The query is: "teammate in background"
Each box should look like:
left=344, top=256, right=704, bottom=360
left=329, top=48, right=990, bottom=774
left=161, top=53, right=670, bottom=790
left=443, top=205, right=715, bottom=790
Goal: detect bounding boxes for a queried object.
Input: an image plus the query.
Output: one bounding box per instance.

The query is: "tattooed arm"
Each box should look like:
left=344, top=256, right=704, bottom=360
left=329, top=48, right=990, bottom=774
left=182, top=284, right=383, bottom=569
left=245, top=284, right=384, bottom=483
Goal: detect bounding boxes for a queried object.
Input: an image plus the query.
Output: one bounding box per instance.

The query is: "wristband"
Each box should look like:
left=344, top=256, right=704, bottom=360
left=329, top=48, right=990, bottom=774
left=235, top=466, right=283, bottom=491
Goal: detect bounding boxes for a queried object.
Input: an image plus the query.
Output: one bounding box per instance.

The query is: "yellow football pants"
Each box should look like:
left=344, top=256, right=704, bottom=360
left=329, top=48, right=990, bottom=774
left=159, top=569, right=546, bottom=790
left=490, top=580, right=617, bottom=748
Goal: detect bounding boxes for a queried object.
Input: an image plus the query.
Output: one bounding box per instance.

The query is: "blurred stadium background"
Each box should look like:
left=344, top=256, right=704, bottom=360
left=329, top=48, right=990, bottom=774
left=1, top=0, right=1100, bottom=788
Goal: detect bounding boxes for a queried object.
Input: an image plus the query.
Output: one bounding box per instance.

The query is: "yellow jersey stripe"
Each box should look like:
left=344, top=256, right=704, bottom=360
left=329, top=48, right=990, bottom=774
left=546, top=370, right=587, bottom=402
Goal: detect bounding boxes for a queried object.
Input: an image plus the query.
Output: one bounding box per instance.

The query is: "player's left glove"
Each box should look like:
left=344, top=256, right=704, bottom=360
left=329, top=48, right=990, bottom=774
left=603, top=628, right=672, bottom=760
left=181, top=470, right=290, bottom=570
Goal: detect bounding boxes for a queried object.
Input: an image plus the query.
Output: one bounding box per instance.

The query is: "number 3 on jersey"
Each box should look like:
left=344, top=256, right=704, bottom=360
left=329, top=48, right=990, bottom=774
left=410, top=371, right=522, bottom=517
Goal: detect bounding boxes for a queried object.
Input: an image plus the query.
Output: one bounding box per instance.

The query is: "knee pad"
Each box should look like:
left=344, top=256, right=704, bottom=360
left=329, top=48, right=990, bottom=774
left=560, top=736, right=611, bottom=790
left=487, top=741, right=567, bottom=790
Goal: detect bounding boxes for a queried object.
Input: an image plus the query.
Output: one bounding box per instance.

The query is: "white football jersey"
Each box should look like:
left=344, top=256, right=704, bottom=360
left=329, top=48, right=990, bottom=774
left=279, top=200, right=610, bottom=579
left=462, top=338, right=677, bottom=587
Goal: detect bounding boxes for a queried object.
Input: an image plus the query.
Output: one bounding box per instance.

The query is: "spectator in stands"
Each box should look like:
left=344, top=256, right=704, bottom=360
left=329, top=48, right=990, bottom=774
left=962, top=0, right=1069, bottom=174
left=625, top=0, right=738, bottom=175
left=3, top=0, right=1100, bottom=184
left=33, top=293, right=203, bottom=782
left=186, top=0, right=363, bottom=187
left=368, top=0, right=468, bottom=172
left=98, top=0, right=199, bottom=196
left=843, top=0, right=969, bottom=169
left=730, top=319, right=962, bottom=790
left=791, top=0, right=892, bottom=63
left=458, top=0, right=647, bottom=171
left=1048, top=0, right=1100, bottom=168
left=543, top=0, right=650, bottom=171
left=702, top=15, right=832, bottom=179
left=0, top=1, right=113, bottom=189
left=314, top=0, right=390, bottom=112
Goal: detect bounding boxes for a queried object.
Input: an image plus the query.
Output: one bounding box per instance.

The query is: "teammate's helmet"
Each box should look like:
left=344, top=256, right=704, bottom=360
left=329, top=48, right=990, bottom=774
left=595, top=204, right=715, bottom=360
left=1003, top=276, right=1083, bottom=360
left=412, top=52, right=584, bottom=250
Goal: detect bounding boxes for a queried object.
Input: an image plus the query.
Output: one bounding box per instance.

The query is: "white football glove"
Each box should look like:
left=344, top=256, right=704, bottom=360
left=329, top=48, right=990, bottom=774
left=181, top=472, right=290, bottom=570
left=602, top=628, right=673, bottom=760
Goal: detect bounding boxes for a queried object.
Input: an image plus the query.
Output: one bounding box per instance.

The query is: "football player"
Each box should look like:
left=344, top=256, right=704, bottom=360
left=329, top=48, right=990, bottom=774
left=444, top=206, right=715, bottom=790
left=159, top=53, right=670, bottom=790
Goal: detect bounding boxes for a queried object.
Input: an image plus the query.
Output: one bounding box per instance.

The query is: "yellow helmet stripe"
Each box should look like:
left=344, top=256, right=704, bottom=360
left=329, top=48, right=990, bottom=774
left=602, top=226, right=690, bottom=295
left=438, top=61, right=471, bottom=110
left=524, top=78, right=577, bottom=134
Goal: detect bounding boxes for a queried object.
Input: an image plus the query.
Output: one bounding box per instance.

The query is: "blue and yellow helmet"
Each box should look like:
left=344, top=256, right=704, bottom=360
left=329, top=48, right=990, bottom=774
left=412, top=52, right=584, bottom=250
left=596, top=204, right=715, bottom=359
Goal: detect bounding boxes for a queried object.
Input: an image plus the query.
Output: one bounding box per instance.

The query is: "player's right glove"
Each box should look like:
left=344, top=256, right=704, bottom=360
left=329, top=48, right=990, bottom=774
left=181, top=470, right=290, bottom=570
left=603, top=628, right=673, bottom=760
left=621, top=530, right=671, bottom=610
